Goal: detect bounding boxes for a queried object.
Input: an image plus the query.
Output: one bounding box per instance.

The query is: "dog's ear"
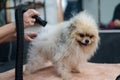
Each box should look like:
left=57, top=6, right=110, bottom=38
left=68, top=23, right=76, bottom=32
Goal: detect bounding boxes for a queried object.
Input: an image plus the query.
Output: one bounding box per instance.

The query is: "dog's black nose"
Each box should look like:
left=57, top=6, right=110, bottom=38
left=116, top=75, right=120, bottom=80
left=85, top=40, right=89, bottom=44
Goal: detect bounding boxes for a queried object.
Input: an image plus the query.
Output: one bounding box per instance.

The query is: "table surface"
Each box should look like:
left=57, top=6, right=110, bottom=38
left=0, top=62, right=120, bottom=80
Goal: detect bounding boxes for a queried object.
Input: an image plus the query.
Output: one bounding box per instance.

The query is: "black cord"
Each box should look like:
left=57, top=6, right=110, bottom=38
left=15, top=4, right=24, bottom=80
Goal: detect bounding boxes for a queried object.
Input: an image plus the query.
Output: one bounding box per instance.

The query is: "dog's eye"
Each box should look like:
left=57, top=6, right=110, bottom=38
left=80, top=33, right=84, bottom=37
left=90, top=35, right=94, bottom=38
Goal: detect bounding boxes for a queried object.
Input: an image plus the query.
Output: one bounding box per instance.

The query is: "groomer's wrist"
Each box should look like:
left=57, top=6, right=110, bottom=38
left=11, top=22, right=16, bottom=33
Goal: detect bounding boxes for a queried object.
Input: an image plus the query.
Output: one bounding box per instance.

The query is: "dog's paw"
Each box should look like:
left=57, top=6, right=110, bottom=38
left=71, top=69, right=80, bottom=73
left=62, top=77, right=72, bottom=80
left=23, top=65, right=34, bottom=75
left=24, top=69, right=32, bottom=75
left=71, top=67, right=81, bottom=73
left=61, top=73, right=72, bottom=80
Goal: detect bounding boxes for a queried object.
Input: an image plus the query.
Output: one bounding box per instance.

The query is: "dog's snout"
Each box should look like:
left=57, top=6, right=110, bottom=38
left=85, top=39, right=89, bottom=44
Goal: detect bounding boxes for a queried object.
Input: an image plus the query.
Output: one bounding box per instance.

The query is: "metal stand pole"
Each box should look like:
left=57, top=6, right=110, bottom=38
left=15, top=4, right=24, bottom=80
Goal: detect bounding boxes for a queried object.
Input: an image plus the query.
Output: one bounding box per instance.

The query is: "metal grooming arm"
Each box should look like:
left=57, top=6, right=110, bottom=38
left=15, top=4, right=47, bottom=80
left=15, top=4, right=24, bottom=80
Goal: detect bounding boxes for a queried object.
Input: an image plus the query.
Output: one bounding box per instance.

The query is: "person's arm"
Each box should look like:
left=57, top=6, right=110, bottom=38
left=0, top=9, right=39, bottom=43
left=114, top=19, right=120, bottom=27
left=0, top=22, right=16, bottom=39
left=0, top=32, right=37, bottom=43
left=0, top=34, right=16, bottom=43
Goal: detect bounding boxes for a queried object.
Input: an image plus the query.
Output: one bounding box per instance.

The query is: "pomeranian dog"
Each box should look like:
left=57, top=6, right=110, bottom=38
left=24, top=11, right=100, bottom=80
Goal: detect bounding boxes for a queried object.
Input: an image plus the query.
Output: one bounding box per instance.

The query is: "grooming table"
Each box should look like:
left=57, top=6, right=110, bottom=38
left=0, top=62, right=120, bottom=80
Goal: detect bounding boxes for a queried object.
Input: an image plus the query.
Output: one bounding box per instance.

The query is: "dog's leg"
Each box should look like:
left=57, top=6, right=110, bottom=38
left=24, top=53, right=47, bottom=74
left=71, top=65, right=80, bottom=73
left=55, top=62, right=72, bottom=80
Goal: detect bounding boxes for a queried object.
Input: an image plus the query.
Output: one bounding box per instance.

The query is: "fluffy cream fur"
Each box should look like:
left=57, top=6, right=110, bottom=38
left=24, top=11, right=100, bottom=80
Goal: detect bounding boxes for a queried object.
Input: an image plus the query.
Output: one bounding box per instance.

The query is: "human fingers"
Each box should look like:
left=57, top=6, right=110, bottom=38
left=28, top=19, right=36, bottom=26
left=25, top=35, right=33, bottom=42
left=24, top=18, right=36, bottom=27
left=26, top=9, right=39, bottom=17
left=24, top=32, right=37, bottom=42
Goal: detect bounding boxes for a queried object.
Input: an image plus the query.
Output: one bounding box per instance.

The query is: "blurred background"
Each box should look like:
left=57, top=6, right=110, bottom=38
left=0, top=0, right=120, bottom=72
left=1, top=0, right=120, bottom=28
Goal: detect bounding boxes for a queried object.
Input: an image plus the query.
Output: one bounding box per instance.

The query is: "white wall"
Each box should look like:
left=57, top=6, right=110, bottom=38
left=101, top=0, right=120, bottom=24
left=83, top=0, right=98, bottom=23
left=23, top=0, right=58, bottom=24
left=83, top=0, right=120, bottom=24
left=45, top=0, right=58, bottom=24
left=10, top=0, right=58, bottom=24
left=10, top=0, right=120, bottom=25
